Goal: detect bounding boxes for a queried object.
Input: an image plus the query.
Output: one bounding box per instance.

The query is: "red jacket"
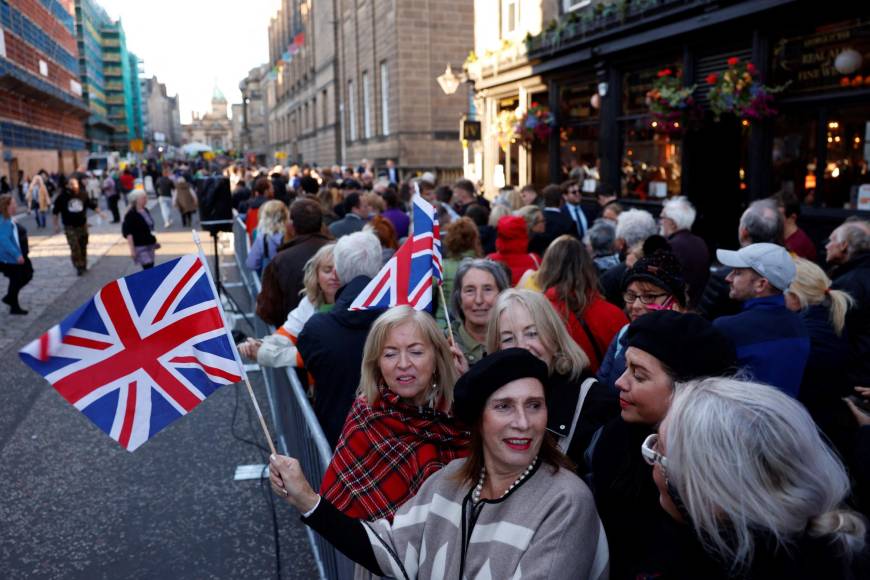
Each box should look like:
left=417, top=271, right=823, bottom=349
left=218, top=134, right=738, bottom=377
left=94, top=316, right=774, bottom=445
left=487, top=215, right=540, bottom=285
left=545, top=287, right=628, bottom=373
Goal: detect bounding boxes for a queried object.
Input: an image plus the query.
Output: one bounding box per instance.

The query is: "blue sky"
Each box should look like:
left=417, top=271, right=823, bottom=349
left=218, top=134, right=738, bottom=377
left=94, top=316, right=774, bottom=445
left=99, top=0, right=279, bottom=122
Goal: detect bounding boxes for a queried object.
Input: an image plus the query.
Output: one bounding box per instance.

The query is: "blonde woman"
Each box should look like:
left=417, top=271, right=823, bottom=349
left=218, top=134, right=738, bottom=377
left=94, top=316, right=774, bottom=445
left=785, top=257, right=856, bottom=452
left=245, top=200, right=289, bottom=275
left=238, top=243, right=339, bottom=368
left=26, top=173, right=50, bottom=228
left=486, top=288, right=618, bottom=462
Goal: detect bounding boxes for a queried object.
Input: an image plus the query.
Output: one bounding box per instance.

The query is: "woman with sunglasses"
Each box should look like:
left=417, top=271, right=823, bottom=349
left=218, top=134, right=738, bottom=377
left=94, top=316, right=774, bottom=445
left=597, top=248, right=688, bottom=390
left=587, top=310, right=736, bottom=580
left=642, top=377, right=867, bottom=578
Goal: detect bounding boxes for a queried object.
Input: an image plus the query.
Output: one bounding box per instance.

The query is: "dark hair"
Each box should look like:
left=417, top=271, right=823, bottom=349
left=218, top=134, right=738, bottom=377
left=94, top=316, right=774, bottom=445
left=773, top=191, right=800, bottom=219
left=290, top=198, right=323, bottom=235
left=464, top=203, right=489, bottom=227
left=343, top=192, right=361, bottom=212
left=536, top=235, right=599, bottom=316
left=253, top=176, right=272, bottom=196
left=542, top=184, right=563, bottom=208
left=435, top=185, right=454, bottom=204
left=383, top=189, right=400, bottom=209
left=455, top=426, right=574, bottom=485
left=520, top=184, right=537, bottom=196
left=444, top=217, right=482, bottom=258
left=453, top=178, right=476, bottom=196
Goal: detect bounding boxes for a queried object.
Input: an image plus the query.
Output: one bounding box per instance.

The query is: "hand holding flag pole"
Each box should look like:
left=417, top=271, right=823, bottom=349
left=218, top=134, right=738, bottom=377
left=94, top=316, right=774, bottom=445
left=193, top=230, right=277, bottom=456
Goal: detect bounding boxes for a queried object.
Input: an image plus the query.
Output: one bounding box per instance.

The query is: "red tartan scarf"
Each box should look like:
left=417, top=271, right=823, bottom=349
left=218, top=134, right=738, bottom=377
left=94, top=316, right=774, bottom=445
left=320, top=386, right=470, bottom=522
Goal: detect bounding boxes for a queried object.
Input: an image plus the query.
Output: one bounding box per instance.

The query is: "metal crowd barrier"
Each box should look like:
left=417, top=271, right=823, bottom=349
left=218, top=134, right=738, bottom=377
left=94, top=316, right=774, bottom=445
left=230, top=218, right=355, bottom=580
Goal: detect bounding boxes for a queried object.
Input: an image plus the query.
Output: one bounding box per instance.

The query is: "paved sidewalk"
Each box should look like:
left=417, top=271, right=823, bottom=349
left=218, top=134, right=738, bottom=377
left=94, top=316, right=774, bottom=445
left=0, top=200, right=161, bottom=352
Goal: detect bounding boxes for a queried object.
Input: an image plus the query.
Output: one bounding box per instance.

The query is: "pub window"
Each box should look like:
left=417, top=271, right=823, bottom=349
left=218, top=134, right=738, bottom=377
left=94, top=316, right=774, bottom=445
left=559, top=78, right=600, bottom=192
left=620, top=62, right=684, bottom=200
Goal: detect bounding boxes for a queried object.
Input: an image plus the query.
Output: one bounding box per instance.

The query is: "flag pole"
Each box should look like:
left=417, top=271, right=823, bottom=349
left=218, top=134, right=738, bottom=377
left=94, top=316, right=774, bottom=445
left=193, top=230, right=277, bottom=457
left=438, top=283, right=455, bottom=346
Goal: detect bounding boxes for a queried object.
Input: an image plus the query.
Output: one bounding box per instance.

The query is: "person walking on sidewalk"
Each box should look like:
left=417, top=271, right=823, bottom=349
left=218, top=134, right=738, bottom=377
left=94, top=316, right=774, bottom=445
left=174, top=176, right=197, bottom=227
left=102, top=172, right=120, bottom=223
left=53, top=177, right=106, bottom=276
left=0, top=194, right=33, bottom=314
left=26, top=173, right=51, bottom=228
left=122, top=189, right=159, bottom=270
left=156, top=169, right=175, bottom=228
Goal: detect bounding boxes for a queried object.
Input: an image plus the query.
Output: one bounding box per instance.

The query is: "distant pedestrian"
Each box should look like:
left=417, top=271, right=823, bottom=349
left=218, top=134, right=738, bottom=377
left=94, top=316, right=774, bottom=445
left=53, top=177, right=105, bottom=276
left=0, top=194, right=32, bottom=314
left=174, top=176, right=198, bottom=227
left=156, top=169, right=175, bottom=228
left=119, top=168, right=135, bottom=206
left=122, top=189, right=159, bottom=270
left=102, top=173, right=120, bottom=223
left=26, top=173, right=50, bottom=228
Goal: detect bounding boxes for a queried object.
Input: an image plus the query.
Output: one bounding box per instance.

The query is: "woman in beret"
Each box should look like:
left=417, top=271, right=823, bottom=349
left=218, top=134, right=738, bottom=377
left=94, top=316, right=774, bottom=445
left=486, top=289, right=619, bottom=470
left=269, top=348, right=609, bottom=579
left=587, top=309, right=736, bottom=580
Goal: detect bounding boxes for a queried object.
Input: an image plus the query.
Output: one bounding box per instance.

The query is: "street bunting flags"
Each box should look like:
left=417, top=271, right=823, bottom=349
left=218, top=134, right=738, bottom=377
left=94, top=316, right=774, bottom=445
left=18, top=255, right=243, bottom=451
left=349, top=194, right=443, bottom=312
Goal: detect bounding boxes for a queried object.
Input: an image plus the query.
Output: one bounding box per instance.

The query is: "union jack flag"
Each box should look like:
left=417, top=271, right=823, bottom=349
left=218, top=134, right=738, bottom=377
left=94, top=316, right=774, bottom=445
left=18, top=256, right=243, bottom=451
left=349, top=194, right=442, bottom=311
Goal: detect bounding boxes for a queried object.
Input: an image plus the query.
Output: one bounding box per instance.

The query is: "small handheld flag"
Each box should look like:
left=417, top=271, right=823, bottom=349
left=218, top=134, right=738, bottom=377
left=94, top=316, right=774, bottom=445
left=19, top=255, right=244, bottom=451
left=349, top=194, right=442, bottom=312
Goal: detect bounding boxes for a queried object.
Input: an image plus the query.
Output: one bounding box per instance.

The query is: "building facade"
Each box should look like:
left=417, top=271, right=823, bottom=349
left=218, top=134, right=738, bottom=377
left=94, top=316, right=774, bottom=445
left=262, top=0, right=473, bottom=179
left=0, top=0, right=88, bottom=180
left=182, top=87, right=233, bottom=152
left=141, top=75, right=182, bottom=146
left=100, top=19, right=137, bottom=151
left=74, top=0, right=113, bottom=151
left=239, top=63, right=269, bottom=163
left=471, top=0, right=869, bottom=247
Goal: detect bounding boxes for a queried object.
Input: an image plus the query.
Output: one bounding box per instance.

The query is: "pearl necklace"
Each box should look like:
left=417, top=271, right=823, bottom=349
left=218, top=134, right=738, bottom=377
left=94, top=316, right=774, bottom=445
left=472, top=456, right=538, bottom=504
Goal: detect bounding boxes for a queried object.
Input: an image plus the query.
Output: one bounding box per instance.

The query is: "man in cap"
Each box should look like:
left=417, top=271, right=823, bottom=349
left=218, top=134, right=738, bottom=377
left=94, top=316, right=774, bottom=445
left=713, top=243, right=809, bottom=397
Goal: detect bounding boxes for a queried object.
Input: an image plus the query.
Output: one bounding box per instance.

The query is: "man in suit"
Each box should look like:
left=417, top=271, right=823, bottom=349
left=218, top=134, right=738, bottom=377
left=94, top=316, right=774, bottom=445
left=560, top=180, right=590, bottom=237
left=328, top=192, right=370, bottom=238
left=529, top=184, right=577, bottom=255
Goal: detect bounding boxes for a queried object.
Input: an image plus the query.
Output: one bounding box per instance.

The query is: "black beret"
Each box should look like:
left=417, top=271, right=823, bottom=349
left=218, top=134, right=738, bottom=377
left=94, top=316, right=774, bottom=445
left=625, top=310, right=736, bottom=382
left=453, top=348, right=549, bottom=425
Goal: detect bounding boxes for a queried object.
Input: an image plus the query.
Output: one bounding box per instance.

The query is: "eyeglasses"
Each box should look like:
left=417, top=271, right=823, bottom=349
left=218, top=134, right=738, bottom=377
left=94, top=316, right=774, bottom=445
left=566, top=188, right=581, bottom=195
left=641, top=433, right=668, bottom=469
left=623, top=291, right=669, bottom=305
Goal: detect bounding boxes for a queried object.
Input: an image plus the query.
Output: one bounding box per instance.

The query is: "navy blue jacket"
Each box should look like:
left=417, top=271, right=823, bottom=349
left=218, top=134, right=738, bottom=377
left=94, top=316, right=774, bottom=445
left=297, top=276, right=385, bottom=447
left=713, top=294, right=809, bottom=397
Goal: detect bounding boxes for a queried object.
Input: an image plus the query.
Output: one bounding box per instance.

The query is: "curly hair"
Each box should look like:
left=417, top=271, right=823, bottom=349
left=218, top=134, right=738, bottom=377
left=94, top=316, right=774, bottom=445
left=444, top=217, right=482, bottom=258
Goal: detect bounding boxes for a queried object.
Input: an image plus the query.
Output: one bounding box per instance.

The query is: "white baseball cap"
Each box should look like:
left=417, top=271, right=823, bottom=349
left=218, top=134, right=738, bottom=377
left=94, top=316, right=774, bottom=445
left=716, top=243, right=795, bottom=291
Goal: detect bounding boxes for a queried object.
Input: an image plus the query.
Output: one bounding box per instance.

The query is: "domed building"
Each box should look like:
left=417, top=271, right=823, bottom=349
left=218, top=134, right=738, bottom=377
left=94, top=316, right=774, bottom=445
left=181, top=86, right=234, bottom=152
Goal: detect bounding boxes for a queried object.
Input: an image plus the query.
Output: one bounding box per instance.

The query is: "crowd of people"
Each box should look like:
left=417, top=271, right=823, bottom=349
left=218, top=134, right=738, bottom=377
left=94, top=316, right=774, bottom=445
left=219, top=160, right=870, bottom=578
left=3, top=156, right=870, bottom=577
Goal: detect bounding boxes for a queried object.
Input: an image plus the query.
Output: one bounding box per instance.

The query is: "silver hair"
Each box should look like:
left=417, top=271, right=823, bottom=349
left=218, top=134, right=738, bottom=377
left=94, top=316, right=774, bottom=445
left=586, top=219, right=616, bottom=257
left=739, top=199, right=783, bottom=245
left=450, top=258, right=511, bottom=322
left=661, top=196, right=697, bottom=231
left=664, top=377, right=866, bottom=571
left=833, top=220, right=870, bottom=261
left=334, top=231, right=382, bottom=283
left=615, top=208, right=657, bottom=247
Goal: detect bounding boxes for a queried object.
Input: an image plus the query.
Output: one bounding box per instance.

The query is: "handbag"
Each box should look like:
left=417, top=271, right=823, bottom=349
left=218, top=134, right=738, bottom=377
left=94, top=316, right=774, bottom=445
left=557, top=377, right=597, bottom=454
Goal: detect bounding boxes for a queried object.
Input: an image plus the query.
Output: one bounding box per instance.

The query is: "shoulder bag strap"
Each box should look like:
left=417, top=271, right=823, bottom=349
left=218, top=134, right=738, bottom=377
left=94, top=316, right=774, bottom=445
left=558, top=377, right=597, bottom=454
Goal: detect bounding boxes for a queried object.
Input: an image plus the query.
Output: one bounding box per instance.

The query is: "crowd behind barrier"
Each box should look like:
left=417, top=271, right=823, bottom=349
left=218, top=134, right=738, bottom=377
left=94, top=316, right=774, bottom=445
left=232, top=217, right=354, bottom=580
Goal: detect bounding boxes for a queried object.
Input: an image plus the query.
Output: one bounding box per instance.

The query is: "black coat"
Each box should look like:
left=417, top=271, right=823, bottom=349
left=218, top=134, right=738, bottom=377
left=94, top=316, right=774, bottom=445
left=121, top=209, right=157, bottom=246
left=296, top=276, right=386, bottom=447
left=529, top=208, right=577, bottom=256
left=259, top=233, right=332, bottom=325
left=831, top=252, right=870, bottom=385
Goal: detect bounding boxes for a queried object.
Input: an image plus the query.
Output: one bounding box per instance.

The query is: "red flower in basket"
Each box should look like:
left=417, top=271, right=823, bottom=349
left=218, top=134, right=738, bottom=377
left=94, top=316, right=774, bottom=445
left=746, top=62, right=758, bottom=75
left=727, top=57, right=740, bottom=66
left=706, top=72, right=719, bottom=85
left=657, top=68, right=673, bottom=78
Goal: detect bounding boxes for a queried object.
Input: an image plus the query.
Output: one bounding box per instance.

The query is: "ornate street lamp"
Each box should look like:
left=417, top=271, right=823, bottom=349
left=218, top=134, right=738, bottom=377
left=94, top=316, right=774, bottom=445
left=437, top=64, right=465, bottom=95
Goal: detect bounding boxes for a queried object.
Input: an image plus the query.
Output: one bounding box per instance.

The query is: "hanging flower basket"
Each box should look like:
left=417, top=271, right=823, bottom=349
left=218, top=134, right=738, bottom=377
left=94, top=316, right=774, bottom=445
left=513, top=102, right=555, bottom=147
left=493, top=109, right=519, bottom=152
left=707, top=57, right=790, bottom=121
left=645, top=68, right=697, bottom=134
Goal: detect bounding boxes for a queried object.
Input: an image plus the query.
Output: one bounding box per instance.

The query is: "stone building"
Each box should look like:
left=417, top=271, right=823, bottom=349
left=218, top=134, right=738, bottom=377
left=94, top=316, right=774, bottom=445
left=238, top=63, right=269, bottom=164
left=141, top=75, right=182, bottom=146
left=263, top=0, right=473, bottom=180
left=182, top=87, right=233, bottom=152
